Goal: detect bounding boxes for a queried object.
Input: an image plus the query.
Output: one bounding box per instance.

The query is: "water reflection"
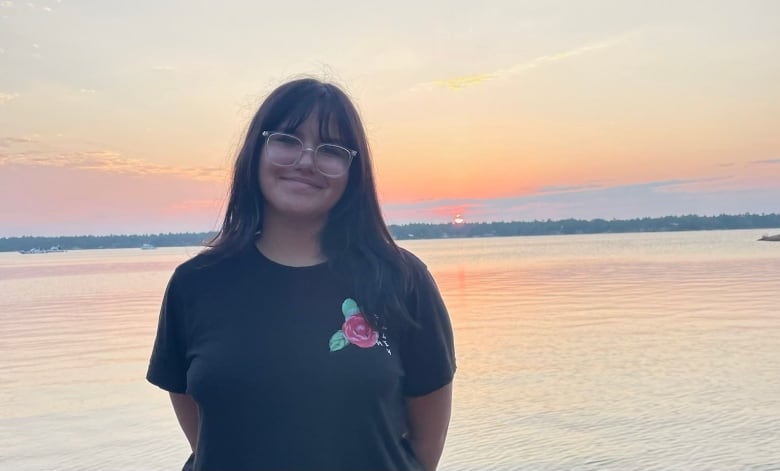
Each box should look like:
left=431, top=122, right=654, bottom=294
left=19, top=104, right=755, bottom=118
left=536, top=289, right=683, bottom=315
left=2, top=231, right=779, bottom=470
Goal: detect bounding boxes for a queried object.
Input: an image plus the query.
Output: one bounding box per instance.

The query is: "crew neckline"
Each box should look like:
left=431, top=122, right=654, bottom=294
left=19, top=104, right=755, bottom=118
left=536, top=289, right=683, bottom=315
left=247, top=242, right=329, bottom=271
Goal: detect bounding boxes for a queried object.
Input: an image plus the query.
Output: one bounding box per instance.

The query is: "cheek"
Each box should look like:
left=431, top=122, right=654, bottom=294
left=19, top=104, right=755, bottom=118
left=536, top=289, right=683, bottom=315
left=333, top=177, right=348, bottom=197
left=257, top=157, right=275, bottom=195
left=328, top=177, right=349, bottom=205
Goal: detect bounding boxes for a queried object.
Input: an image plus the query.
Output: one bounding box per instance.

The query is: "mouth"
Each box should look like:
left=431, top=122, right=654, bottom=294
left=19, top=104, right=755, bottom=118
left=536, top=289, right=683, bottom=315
left=280, top=176, right=324, bottom=189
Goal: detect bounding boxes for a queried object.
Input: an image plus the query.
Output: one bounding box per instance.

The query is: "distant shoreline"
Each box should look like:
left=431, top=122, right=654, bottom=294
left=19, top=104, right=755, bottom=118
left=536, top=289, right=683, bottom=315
left=2, top=213, right=779, bottom=253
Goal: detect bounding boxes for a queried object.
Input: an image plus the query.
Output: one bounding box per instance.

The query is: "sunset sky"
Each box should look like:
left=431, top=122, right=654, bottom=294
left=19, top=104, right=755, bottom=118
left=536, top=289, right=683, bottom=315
left=1, top=0, right=778, bottom=237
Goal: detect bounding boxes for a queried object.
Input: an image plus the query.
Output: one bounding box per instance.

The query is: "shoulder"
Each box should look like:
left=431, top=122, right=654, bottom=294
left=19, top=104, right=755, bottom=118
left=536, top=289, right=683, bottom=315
left=397, top=246, right=429, bottom=278
left=396, top=246, right=442, bottom=301
left=169, top=245, right=248, bottom=291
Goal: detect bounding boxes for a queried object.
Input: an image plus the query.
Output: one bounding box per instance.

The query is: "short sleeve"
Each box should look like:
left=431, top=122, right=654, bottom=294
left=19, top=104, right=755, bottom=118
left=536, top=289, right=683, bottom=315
left=146, top=271, right=189, bottom=394
left=400, top=260, right=456, bottom=397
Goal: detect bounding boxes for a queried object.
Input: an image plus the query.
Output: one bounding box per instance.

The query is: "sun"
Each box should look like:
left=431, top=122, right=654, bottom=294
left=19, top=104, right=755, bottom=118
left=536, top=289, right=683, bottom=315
left=453, top=214, right=465, bottom=225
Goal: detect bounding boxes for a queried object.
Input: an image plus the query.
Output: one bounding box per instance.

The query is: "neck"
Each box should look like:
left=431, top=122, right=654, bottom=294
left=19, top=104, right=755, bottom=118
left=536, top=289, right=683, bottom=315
left=256, top=210, right=327, bottom=267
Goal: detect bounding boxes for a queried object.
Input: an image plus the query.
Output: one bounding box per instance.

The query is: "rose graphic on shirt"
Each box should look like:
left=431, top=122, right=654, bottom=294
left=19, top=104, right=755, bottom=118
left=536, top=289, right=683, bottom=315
left=329, top=298, right=379, bottom=352
left=343, top=312, right=380, bottom=348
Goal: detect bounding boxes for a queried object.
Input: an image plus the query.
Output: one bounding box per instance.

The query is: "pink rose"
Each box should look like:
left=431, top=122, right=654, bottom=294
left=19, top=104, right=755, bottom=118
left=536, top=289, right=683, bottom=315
left=342, top=313, right=379, bottom=348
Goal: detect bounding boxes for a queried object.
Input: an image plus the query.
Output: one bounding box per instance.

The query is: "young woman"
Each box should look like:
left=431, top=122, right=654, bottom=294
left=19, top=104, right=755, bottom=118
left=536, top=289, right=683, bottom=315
left=147, top=78, right=456, bottom=471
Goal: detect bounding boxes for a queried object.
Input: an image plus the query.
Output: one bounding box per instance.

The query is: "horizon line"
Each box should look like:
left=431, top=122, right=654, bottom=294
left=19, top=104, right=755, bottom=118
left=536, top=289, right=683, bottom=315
left=2, top=212, right=779, bottom=240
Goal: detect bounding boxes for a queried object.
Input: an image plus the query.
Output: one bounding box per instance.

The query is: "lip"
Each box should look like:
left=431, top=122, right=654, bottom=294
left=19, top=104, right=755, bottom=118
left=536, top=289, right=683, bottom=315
left=280, top=175, right=324, bottom=189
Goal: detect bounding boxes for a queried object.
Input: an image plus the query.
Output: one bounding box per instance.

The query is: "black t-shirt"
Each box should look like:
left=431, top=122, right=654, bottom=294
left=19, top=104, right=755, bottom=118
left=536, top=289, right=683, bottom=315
left=146, top=244, right=456, bottom=471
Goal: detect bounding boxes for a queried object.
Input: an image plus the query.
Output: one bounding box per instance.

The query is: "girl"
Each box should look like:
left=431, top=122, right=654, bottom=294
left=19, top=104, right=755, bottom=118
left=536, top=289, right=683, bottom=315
left=147, top=78, right=456, bottom=471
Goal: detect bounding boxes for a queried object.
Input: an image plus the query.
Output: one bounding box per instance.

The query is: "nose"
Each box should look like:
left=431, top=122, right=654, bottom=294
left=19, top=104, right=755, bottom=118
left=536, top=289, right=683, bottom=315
left=295, top=147, right=317, bottom=170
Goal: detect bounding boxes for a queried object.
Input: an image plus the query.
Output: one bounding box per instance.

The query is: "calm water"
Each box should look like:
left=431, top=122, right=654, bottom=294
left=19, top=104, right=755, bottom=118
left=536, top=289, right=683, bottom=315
left=1, top=230, right=779, bottom=470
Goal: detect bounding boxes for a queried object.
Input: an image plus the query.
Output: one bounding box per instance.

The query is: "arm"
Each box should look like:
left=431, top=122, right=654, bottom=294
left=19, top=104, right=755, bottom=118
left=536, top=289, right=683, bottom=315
left=405, top=382, right=453, bottom=471
left=170, top=392, right=200, bottom=452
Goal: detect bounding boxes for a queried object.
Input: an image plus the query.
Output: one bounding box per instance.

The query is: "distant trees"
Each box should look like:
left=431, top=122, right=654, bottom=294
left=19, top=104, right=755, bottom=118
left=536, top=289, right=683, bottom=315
left=386, top=213, right=780, bottom=240
left=1, top=213, right=779, bottom=252
left=0, top=232, right=217, bottom=253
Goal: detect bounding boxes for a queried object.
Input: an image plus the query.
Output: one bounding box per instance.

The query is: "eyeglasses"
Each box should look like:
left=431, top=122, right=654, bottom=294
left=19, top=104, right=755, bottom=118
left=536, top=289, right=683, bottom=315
left=261, top=131, right=357, bottom=178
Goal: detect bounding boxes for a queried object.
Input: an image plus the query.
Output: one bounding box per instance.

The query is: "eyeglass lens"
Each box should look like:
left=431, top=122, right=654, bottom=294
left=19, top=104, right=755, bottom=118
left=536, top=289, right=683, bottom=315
left=266, top=133, right=351, bottom=177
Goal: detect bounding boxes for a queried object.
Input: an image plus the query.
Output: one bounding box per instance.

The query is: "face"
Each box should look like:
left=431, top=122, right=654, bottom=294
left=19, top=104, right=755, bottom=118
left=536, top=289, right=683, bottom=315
left=258, top=113, right=350, bottom=221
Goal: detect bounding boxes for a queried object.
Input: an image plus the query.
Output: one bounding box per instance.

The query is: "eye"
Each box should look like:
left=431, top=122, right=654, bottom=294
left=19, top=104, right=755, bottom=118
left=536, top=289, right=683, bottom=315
left=318, top=145, right=349, bottom=160
left=275, top=134, right=300, bottom=146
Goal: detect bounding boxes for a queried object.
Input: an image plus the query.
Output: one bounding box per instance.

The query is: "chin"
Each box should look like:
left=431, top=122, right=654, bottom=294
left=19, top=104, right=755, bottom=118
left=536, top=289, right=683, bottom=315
left=268, top=200, right=334, bottom=220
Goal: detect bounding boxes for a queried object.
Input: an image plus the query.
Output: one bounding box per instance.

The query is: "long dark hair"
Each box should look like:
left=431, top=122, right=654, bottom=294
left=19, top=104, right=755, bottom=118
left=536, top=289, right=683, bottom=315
left=206, top=78, right=413, bottom=328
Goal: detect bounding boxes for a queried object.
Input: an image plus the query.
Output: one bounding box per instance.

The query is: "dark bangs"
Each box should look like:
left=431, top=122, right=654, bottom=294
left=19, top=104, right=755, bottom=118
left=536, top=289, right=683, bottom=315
left=264, top=86, right=358, bottom=151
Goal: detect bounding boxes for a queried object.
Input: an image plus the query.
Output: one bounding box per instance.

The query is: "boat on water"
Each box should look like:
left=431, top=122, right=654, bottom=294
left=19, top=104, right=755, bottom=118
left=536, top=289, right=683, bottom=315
left=140, top=243, right=157, bottom=250
left=758, top=234, right=780, bottom=242
left=19, top=245, right=66, bottom=254
left=19, top=248, right=47, bottom=254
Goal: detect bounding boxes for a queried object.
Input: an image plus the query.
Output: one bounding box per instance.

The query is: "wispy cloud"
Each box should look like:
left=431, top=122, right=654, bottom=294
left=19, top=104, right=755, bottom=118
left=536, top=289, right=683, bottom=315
left=382, top=176, right=780, bottom=224
left=414, top=35, right=631, bottom=92
left=750, top=158, right=780, bottom=165
left=0, top=92, right=19, bottom=104
left=0, top=1, right=13, bottom=7
left=654, top=177, right=732, bottom=193
left=0, top=149, right=227, bottom=181
left=434, top=73, right=497, bottom=91
left=539, top=183, right=603, bottom=194
left=0, top=135, right=39, bottom=147
left=534, top=178, right=726, bottom=198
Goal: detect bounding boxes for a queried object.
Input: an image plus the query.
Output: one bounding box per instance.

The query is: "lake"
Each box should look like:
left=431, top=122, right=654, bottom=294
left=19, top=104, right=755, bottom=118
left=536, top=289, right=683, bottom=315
left=1, top=229, right=779, bottom=470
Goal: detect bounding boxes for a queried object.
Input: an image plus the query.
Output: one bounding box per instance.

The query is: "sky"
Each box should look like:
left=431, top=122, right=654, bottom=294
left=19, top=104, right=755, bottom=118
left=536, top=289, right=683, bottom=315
left=1, top=0, right=778, bottom=237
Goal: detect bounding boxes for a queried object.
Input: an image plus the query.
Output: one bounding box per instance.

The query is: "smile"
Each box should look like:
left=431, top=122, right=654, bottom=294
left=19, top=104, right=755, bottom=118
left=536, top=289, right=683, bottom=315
left=280, top=176, right=323, bottom=189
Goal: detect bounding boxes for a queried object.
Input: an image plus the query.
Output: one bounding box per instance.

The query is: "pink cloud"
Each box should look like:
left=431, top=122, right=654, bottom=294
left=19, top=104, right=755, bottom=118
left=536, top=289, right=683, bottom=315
left=383, top=203, right=488, bottom=224
left=0, top=149, right=226, bottom=181
left=0, top=163, right=227, bottom=236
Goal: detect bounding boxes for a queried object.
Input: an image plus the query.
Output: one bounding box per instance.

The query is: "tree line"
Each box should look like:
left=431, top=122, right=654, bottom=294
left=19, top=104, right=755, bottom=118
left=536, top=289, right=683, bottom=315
left=1, top=213, right=779, bottom=252
left=389, top=213, right=780, bottom=240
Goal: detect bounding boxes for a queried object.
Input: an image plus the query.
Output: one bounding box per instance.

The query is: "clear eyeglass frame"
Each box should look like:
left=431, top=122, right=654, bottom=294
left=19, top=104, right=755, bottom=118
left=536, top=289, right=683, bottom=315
left=261, top=130, right=357, bottom=178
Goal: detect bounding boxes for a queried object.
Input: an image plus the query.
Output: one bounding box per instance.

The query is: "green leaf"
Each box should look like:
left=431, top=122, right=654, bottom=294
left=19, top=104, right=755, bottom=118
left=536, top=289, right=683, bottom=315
left=341, top=298, right=360, bottom=318
left=329, top=330, right=349, bottom=352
